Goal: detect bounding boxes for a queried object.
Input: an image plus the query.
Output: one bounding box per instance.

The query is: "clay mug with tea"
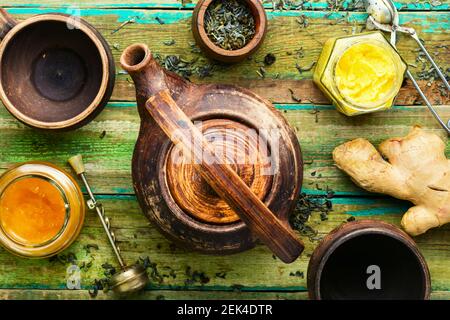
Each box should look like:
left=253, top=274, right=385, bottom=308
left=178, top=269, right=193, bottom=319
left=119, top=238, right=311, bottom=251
left=0, top=9, right=115, bottom=130
left=308, top=220, right=431, bottom=300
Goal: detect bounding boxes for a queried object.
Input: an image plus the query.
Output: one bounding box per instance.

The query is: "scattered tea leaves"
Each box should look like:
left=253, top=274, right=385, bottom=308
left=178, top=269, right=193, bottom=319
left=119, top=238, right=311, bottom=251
left=138, top=256, right=164, bottom=283
left=101, top=263, right=117, bottom=277
left=49, top=252, right=77, bottom=265
left=297, top=15, right=309, bottom=28
left=215, top=272, right=227, bottom=279
left=185, top=266, right=210, bottom=286
left=197, top=64, right=214, bottom=78
left=257, top=66, right=267, bottom=78
left=163, top=39, right=176, bottom=46
left=156, top=54, right=215, bottom=79
left=289, top=270, right=305, bottom=278
left=83, top=244, right=99, bottom=254
left=290, top=191, right=334, bottom=242
left=289, top=88, right=302, bottom=102
left=189, top=42, right=202, bottom=54
left=160, top=55, right=195, bottom=78
left=296, top=61, right=316, bottom=74
left=89, top=278, right=110, bottom=298
left=79, top=260, right=94, bottom=272
left=264, top=53, right=276, bottom=66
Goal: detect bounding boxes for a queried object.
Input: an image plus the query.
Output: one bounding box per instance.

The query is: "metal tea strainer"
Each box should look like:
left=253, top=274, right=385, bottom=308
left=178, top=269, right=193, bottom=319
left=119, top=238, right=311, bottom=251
left=68, top=155, right=149, bottom=295
left=364, top=0, right=450, bottom=135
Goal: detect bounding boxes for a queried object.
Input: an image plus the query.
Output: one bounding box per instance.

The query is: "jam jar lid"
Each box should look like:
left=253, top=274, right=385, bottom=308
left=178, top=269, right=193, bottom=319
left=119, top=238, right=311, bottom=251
left=0, top=162, right=85, bottom=258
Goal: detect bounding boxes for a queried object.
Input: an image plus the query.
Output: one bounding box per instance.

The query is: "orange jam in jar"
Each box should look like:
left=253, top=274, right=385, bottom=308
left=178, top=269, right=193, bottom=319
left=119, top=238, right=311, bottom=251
left=0, top=162, right=85, bottom=258
left=0, top=177, right=67, bottom=246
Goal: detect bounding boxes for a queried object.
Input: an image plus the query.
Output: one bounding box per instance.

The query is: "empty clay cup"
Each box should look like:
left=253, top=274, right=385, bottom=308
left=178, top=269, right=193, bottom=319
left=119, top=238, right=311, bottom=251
left=0, top=10, right=115, bottom=130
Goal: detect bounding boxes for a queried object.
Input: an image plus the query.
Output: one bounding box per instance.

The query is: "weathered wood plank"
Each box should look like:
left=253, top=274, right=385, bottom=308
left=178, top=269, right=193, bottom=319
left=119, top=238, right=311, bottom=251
left=0, top=103, right=447, bottom=195
left=0, top=196, right=448, bottom=295
left=0, top=289, right=309, bottom=300
left=220, top=79, right=450, bottom=106
left=0, top=289, right=449, bottom=300
left=1, top=0, right=449, bottom=11
left=2, top=9, right=449, bottom=103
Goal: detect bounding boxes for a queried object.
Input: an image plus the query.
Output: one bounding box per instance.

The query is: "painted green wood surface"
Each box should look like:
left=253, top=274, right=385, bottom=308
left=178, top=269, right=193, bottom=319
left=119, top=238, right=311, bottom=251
left=2, top=0, right=449, bottom=10
left=0, top=2, right=448, bottom=300
left=2, top=8, right=448, bottom=103
left=0, top=197, right=448, bottom=294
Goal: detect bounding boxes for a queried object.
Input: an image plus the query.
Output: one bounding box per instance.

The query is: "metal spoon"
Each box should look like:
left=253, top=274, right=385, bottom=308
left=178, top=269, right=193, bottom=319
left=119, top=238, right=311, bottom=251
left=364, top=0, right=450, bottom=135
left=68, top=155, right=149, bottom=295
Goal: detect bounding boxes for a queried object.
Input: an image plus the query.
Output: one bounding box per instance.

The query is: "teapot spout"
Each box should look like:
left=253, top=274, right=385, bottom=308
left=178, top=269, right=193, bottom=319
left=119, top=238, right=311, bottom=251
left=120, top=44, right=168, bottom=106
left=0, top=9, right=16, bottom=40
left=121, top=43, right=191, bottom=118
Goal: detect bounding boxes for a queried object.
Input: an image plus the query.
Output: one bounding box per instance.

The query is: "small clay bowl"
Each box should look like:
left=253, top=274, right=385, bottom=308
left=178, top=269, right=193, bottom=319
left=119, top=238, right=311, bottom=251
left=192, top=0, right=267, bottom=63
left=0, top=11, right=115, bottom=130
left=308, top=220, right=431, bottom=300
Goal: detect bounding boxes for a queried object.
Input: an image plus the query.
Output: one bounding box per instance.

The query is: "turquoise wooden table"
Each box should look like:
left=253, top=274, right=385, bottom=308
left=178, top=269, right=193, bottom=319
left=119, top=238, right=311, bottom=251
left=0, top=0, right=448, bottom=300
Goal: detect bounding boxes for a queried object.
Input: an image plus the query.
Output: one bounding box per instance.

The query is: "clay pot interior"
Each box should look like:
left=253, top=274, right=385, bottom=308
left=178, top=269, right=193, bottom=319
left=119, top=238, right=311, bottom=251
left=311, top=227, right=430, bottom=300
left=165, top=119, right=274, bottom=225
left=192, top=0, right=267, bottom=63
left=0, top=16, right=112, bottom=129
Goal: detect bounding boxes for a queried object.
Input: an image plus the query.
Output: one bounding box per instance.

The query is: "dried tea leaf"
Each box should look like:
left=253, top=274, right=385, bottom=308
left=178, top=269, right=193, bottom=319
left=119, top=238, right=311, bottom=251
left=264, top=53, right=276, bottom=66
left=290, top=191, right=334, bottom=242
left=163, top=39, right=176, bottom=46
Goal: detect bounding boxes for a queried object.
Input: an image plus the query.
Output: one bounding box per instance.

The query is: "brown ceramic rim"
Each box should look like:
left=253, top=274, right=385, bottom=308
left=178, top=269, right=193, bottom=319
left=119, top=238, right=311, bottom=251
left=192, top=0, right=267, bottom=62
left=0, top=14, right=112, bottom=130
left=307, top=220, right=431, bottom=300
left=120, top=43, right=151, bottom=73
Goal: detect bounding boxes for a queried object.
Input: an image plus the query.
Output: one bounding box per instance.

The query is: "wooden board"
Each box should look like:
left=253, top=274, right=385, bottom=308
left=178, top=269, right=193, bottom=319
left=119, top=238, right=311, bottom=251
left=2, top=0, right=450, bottom=10
left=0, top=1, right=448, bottom=300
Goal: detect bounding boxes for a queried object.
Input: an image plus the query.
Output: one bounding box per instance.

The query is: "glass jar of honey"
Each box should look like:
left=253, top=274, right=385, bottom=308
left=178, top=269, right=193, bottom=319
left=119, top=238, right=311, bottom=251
left=313, top=32, right=407, bottom=116
left=0, top=162, right=85, bottom=258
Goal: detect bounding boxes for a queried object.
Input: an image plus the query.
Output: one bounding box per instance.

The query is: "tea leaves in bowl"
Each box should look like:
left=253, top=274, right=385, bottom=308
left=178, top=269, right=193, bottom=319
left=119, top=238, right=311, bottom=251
left=204, top=0, right=256, bottom=51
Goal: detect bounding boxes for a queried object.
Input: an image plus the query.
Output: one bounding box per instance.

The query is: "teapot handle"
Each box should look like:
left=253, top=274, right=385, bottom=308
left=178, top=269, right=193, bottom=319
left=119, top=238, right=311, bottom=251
left=0, top=9, right=16, bottom=40
left=146, top=90, right=304, bottom=263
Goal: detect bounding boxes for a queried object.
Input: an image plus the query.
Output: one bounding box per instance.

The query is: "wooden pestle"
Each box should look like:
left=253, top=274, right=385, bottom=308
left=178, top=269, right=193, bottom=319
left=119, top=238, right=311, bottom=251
left=146, top=90, right=304, bottom=263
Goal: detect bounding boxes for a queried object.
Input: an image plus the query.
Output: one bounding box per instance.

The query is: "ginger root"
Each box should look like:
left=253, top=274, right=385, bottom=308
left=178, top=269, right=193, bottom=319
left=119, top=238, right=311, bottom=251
left=333, top=126, right=450, bottom=236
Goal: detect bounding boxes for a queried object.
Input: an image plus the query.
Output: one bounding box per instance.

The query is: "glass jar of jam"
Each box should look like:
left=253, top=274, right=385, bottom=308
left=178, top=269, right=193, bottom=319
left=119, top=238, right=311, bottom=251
left=0, top=162, right=85, bottom=258
left=313, top=32, right=407, bottom=116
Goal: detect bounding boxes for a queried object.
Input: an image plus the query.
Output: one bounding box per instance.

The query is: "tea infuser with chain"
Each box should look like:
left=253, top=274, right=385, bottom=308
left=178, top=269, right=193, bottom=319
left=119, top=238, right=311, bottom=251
left=364, top=0, right=450, bottom=135
left=68, top=155, right=149, bottom=295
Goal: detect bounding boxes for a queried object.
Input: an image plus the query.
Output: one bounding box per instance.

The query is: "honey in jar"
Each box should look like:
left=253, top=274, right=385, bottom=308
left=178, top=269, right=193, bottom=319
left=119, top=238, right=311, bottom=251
left=0, top=162, right=85, bottom=258
left=0, top=177, right=67, bottom=246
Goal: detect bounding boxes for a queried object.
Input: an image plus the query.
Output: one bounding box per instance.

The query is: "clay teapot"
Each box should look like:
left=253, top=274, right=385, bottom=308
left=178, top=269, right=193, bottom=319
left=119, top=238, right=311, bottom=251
left=120, top=44, right=304, bottom=263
